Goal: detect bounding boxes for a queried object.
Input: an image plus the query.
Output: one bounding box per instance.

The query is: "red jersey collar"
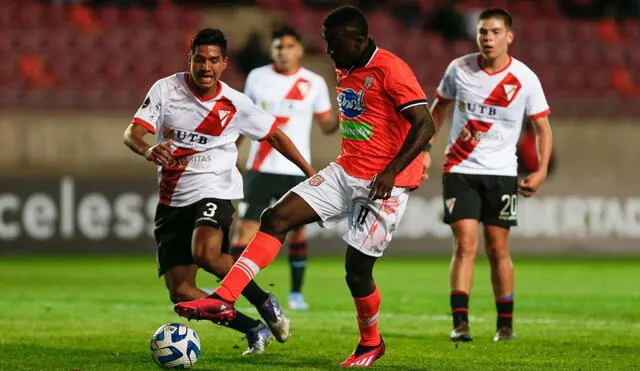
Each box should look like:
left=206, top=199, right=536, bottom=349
left=477, top=54, right=513, bottom=76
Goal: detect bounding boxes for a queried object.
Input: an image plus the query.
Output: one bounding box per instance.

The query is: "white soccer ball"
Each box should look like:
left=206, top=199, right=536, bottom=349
left=150, top=323, right=201, bottom=369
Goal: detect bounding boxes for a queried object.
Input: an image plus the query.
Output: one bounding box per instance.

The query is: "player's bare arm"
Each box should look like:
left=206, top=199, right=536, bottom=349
left=422, top=97, right=454, bottom=179
left=430, top=97, right=454, bottom=133
left=316, top=112, right=339, bottom=134
left=265, top=128, right=316, bottom=177
left=369, top=104, right=436, bottom=200
left=123, top=123, right=173, bottom=166
left=519, top=116, right=552, bottom=197
left=235, top=135, right=245, bottom=148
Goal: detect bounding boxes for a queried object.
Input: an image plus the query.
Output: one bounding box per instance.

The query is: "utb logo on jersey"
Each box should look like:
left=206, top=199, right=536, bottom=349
left=338, top=88, right=365, bottom=119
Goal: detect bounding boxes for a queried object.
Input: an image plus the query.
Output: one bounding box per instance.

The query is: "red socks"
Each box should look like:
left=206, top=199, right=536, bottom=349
left=354, top=288, right=382, bottom=346
left=215, top=231, right=282, bottom=302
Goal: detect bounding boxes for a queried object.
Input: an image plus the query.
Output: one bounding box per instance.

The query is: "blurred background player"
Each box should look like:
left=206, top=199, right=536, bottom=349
left=123, top=28, right=315, bottom=355
left=175, top=6, right=437, bottom=367
left=427, top=8, right=553, bottom=342
left=232, top=26, right=338, bottom=311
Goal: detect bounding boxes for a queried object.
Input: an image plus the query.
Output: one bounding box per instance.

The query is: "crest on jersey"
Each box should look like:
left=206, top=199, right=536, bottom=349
left=337, top=88, right=366, bottom=119
left=363, top=75, right=374, bottom=89
left=503, top=84, right=518, bottom=101
left=285, top=78, right=311, bottom=100
left=297, top=81, right=310, bottom=97
left=382, top=198, right=399, bottom=215
left=445, top=198, right=456, bottom=214
left=309, top=174, right=325, bottom=186
left=195, top=98, right=237, bottom=136
left=458, top=100, right=466, bottom=112
left=218, top=109, right=231, bottom=128
left=484, top=72, right=522, bottom=107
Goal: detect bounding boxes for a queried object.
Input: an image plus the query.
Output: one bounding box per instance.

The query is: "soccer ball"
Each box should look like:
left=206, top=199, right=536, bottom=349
left=150, top=323, right=201, bottom=369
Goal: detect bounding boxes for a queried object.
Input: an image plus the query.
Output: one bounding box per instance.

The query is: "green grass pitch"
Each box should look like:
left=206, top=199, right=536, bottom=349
left=1, top=255, right=639, bottom=370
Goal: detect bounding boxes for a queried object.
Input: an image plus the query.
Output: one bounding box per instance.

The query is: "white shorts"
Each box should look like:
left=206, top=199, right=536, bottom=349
left=290, top=162, right=410, bottom=257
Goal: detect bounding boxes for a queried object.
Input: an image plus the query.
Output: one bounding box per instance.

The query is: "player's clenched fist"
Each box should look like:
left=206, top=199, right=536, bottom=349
left=144, top=140, right=174, bottom=166
left=368, top=171, right=395, bottom=200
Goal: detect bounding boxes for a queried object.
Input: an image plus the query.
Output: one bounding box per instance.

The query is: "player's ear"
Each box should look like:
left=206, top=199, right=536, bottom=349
left=296, top=42, right=304, bottom=58
left=507, top=29, right=515, bottom=45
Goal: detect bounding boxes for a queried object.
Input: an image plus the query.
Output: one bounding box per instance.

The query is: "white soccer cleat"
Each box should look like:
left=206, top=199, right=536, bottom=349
left=288, top=292, right=310, bottom=311
left=450, top=322, right=473, bottom=342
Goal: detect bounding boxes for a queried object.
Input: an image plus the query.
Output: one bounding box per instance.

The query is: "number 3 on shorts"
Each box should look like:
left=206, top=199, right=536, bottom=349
left=500, top=194, right=517, bottom=218
left=202, top=202, right=218, bottom=217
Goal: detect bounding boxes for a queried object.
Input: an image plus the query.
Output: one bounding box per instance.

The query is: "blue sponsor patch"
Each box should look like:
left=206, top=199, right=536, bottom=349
left=338, top=88, right=365, bottom=119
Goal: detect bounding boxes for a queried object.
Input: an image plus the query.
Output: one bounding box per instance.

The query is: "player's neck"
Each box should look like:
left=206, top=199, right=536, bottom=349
left=479, top=53, right=511, bottom=74
left=272, top=64, right=301, bottom=76
left=346, top=38, right=376, bottom=73
left=186, top=73, right=220, bottom=100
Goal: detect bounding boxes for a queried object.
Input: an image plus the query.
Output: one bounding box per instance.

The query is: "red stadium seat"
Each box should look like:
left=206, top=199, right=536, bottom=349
left=96, top=6, right=121, bottom=29
left=0, top=2, right=16, bottom=31
left=553, top=43, right=578, bottom=66
left=11, top=0, right=44, bottom=30
left=42, top=5, right=67, bottom=30
left=572, top=21, right=597, bottom=41
left=152, top=1, right=181, bottom=29
left=626, top=47, right=640, bottom=66
left=537, top=0, right=562, bottom=18
left=621, top=20, right=640, bottom=41
left=575, top=47, right=601, bottom=67
left=122, top=6, right=150, bottom=30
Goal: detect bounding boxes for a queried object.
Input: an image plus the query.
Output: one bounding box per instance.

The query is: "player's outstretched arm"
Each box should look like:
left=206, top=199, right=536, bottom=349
left=368, top=104, right=437, bottom=200
left=519, top=116, right=552, bottom=197
left=266, top=128, right=316, bottom=177
left=123, top=123, right=173, bottom=166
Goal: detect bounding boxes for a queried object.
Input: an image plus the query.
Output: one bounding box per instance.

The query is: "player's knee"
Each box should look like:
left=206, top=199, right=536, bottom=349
left=485, top=244, right=509, bottom=260
left=345, top=270, right=372, bottom=291
left=453, top=238, right=478, bottom=258
left=260, top=206, right=291, bottom=235
left=192, top=247, right=222, bottom=270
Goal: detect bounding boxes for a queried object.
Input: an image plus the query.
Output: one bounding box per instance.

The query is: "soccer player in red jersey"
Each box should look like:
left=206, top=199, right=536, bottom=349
left=427, top=8, right=553, bottom=341
left=174, top=7, right=437, bottom=367
left=232, top=26, right=338, bottom=312
left=123, top=29, right=315, bottom=355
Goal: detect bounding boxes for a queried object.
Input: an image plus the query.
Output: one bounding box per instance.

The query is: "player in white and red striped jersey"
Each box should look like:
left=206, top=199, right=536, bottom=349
left=427, top=8, right=553, bottom=342
left=232, top=26, right=338, bottom=312
left=123, top=28, right=315, bottom=355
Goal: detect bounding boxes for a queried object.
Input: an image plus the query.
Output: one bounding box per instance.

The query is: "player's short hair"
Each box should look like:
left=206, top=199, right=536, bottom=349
left=190, top=28, right=227, bottom=57
left=322, top=6, right=368, bottom=37
left=272, top=26, right=301, bottom=42
left=478, top=8, right=513, bottom=30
